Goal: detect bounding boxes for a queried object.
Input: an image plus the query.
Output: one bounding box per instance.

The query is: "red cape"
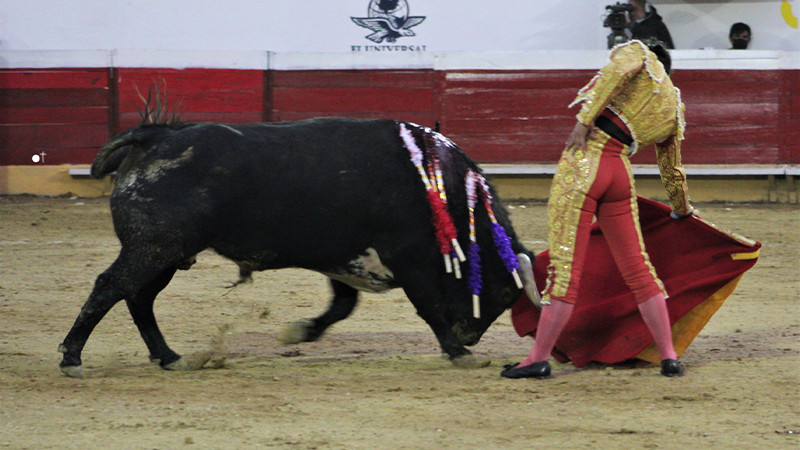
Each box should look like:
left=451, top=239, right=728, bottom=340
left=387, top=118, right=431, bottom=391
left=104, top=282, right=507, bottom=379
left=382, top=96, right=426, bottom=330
left=511, top=196, right=760, bottom=367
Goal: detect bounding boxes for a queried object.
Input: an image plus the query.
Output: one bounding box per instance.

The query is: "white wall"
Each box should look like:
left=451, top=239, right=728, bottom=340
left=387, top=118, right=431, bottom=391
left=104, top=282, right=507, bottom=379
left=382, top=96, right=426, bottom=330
left=1, top=1, right=797, bottom=52
left=0, top=1, right=597, bottom=52
left=0, top=0, right=797, bottom=69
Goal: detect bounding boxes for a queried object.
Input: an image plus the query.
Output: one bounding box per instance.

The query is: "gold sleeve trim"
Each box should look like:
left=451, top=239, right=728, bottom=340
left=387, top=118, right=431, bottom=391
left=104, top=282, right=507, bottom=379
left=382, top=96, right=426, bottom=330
left=655, top=135, right=692, bottom=216
left=623, top=155, right=667, bottom=298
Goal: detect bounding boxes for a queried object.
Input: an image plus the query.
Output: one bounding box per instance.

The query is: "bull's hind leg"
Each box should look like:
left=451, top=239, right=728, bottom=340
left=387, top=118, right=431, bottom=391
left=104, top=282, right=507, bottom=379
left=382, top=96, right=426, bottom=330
left=58, top=265, right=125, bottom=378
left=58, top=249, right=177, bottom=377
left=281, top=279, right=359, bottom=344
left=124, top=267, right=185, bottom=370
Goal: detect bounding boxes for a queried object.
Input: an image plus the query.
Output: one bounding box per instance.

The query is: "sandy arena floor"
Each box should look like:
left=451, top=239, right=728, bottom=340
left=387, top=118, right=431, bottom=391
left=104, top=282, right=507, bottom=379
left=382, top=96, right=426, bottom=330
left=0, top=195, right=798, bottom=449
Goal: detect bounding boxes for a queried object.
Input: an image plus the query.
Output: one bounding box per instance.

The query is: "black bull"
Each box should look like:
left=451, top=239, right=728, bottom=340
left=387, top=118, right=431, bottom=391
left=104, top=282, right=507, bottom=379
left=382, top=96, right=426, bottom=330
left=58, top=117, right=539, bottom=377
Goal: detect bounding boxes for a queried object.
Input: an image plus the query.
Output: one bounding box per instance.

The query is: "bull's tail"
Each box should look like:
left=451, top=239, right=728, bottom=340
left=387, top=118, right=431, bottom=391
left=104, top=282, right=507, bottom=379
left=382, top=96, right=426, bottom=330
left=90, top=125, right=172, bottom=178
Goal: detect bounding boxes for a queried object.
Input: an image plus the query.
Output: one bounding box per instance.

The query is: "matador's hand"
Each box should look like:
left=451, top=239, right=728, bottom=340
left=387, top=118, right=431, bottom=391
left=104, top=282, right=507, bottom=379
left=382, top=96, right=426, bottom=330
left=565, top=121, right=591, bottom=153
left=670, top=206, right=695, bottom=219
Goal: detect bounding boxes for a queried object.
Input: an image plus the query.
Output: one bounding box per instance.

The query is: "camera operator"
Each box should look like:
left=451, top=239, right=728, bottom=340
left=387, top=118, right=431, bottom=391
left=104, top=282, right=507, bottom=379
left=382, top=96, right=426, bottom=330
left=603, top=2, right=634, bottom=49
left=627, top=0, right=674, bottom=49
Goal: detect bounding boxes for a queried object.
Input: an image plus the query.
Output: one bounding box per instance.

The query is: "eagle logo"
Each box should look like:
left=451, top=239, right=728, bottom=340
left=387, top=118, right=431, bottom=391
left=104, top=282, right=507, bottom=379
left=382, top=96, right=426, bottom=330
left=351, top=0, right=426, bottom=43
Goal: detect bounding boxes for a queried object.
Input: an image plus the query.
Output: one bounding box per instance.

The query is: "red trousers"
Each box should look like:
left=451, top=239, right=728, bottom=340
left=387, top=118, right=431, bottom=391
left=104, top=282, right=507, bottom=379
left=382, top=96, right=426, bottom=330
left=543, top=131, right=665, bottom=305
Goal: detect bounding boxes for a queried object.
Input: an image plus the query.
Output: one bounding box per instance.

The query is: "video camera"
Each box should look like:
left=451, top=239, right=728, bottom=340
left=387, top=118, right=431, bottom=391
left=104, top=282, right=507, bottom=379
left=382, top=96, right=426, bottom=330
left=603, top=2, right=634, bottom=49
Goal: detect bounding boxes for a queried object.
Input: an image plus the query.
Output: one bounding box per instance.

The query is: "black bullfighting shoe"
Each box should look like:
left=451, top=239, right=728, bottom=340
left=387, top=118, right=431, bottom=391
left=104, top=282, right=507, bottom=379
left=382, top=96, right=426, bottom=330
left=660, top=359, right=685, bottom=377
left=500, top=361, right=551, bottom=379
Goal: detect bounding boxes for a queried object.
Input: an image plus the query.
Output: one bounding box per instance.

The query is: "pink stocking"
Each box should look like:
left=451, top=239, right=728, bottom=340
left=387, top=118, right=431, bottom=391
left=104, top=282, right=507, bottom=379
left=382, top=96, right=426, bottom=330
left=521, top=299, right=575, bottom=366
left=637, top=293, right=677, bottom=360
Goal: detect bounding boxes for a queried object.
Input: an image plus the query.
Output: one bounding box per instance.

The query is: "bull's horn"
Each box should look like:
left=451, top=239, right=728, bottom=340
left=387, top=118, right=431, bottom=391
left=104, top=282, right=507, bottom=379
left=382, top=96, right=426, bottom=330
left=516, top=253, right=542, bottom=310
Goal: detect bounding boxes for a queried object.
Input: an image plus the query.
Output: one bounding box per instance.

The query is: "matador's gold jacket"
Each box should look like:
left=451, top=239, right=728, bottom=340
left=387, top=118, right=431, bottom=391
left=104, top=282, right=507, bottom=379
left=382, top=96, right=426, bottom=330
left=570, top=40, right=692, bottom=215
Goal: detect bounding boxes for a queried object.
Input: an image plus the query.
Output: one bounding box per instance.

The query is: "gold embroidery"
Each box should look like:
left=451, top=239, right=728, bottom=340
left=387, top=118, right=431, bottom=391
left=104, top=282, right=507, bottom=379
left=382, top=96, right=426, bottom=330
left=622, top=154, right=667, bottom=298
left=570, top=40, right=685, bottom=157
left=542, top=136, right=605, bottom=302
left=571, top=44, right=644, bottom=126
left=655, top=135, right=691, bottom=215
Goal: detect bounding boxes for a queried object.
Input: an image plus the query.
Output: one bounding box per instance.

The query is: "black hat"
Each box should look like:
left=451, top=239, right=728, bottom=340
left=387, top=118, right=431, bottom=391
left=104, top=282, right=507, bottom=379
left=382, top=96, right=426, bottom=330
left=641, top=38, right=672, bottom=75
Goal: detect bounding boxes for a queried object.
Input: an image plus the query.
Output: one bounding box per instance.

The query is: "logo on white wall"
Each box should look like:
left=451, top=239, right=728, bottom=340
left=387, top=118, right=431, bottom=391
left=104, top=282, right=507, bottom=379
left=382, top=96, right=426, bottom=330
left=351, top=0, right=426, bottom=43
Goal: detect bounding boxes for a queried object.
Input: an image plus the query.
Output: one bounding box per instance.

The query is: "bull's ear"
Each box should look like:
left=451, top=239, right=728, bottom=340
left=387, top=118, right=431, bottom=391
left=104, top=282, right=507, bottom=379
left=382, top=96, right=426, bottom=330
left=517, top=253, right=542, bottom=310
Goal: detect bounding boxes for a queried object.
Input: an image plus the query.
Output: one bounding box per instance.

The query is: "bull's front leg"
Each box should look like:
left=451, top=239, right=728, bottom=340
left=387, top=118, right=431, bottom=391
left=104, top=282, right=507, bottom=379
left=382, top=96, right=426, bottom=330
left=280, top=279, right=359, bottom=344
left=418, top=309, right=490, bottom=368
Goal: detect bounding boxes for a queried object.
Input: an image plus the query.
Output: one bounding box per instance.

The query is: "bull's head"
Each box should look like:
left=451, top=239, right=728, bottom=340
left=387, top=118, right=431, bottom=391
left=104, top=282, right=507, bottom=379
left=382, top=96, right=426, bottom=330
left=448, top=251, right=541, bottom=346
left=403, top=122, right=541, bottom=348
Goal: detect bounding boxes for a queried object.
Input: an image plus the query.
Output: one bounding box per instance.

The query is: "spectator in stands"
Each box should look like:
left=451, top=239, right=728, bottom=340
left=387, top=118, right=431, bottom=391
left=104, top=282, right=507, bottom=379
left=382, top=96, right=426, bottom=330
left=729, top=22, right=751, bottom=49
left=501, top=38, right=691, bottom=380
left=627, top=1, right=674, bottom=49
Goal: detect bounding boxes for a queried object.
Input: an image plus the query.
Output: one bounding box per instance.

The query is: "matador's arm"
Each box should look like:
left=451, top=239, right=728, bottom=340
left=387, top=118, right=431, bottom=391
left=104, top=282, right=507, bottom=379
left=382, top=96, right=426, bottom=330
left=655, top=134, right=692, bottom=216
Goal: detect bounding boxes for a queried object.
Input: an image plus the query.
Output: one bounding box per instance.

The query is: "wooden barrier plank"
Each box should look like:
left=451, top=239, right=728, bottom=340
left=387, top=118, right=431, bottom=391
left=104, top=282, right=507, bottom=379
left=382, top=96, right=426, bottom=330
left=443, top=117, right=572, bottom=135
left=449, top=132, right=565, bottom=162
left=117, top=111, right=263, bottom=129
left=677, top=75, right=780, bottom=104
left=117, top=68, right=263, bottom=92
left=786, top=93, right=800, bottom=116
left=442, top=89, right=576, bottom=118
left=686, top=103, right=777, bottom=127
left=682, top=88, right=779, bottom=105
left=0, top=106, right=108, bottom=125
left=272, top=87, right=434, bottom=112
left=116, top=68, right=263, bottom=115
left=117, top=90, right=262, bottom=114
left=0, top=124, right=108, bottom=150
left=688, top=148, right=780, bottom=164
left=272, top=70, right=435, bottom=88
left=0, top=88, right=108, bottom=108
left=630, top=143, right=780, bottom=165
left=779, top=71, right=800, bottom=163
left=0, top=69, right=108, bottom=89
left=682, top=124, right=778, bottom=146
left=444, top=70, right=592, bottom=90
left=673, top=70, right=781, bottom=84
left=452, top=139, right=780, bottom=166
left=272, top=110, right=435, bottom=126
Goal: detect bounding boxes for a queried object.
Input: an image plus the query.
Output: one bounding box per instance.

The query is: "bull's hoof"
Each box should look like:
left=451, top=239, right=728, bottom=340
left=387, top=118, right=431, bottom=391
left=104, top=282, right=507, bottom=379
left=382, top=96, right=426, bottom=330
left=450, top=354, right=491, bottom=369
left=280, top=320, right=313, bottom=344
left=58, top=344, right=83, bottom=378
left=163, top=357, right=189, bottom=371
left=60, top=365, right=84, bottom=378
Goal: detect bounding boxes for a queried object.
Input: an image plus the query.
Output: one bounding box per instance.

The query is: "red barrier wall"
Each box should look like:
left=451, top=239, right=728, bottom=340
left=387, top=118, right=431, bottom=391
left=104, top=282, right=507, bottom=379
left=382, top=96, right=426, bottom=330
left=440, top=70, right=590, bottom=163
left=1, top=68, right=798, bottom=166
left=114, top=68, right=265, bottom=133
left=0, top=69, right=111, bottom=165
left=270, top=70, right=438, bottom=127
